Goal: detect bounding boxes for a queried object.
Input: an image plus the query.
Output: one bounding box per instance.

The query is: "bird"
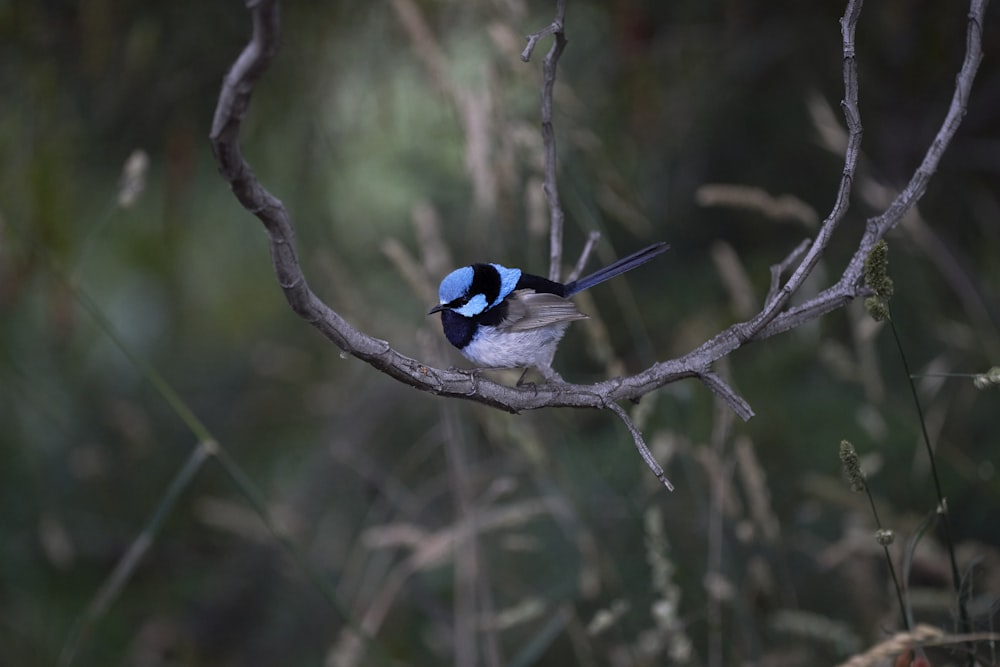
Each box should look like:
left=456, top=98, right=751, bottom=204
left=429, top=242, right=669, bottom=382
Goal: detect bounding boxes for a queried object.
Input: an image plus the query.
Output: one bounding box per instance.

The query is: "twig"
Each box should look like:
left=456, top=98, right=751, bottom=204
left=522, top=0, right=568, bottom=281
left=605, top=401, right=674, bottom=491
left=521, top=19, right=561, bottom=63
left=754, top=0, right=988, bottom=338
left=735, top=0, right=865, bottom=344
left=870, top=0, right=987, bottom=240
left=827, top=0, right=989, bottom=310
left=700, top=371, right=754, bottom=421
left=766, top=239, right=812, bottom=306
left=566, top=230, right=602, bottom=282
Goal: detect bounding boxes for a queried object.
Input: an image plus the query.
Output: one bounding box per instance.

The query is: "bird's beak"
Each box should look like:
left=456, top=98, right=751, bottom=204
left=428, top=304, right=446, bottom=315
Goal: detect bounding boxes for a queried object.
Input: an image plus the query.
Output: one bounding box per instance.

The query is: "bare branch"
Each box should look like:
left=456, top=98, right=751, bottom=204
left=759, top=0, right=988, bottom=340
left=520, top=19, right=561, bottom=63
left=869, top=0, right=986, bottom=239
left=606, top=401, right=674, bottom=491
left=700, top=371, right=754, bottom=422
left=209, top=0, right=989, bottom=486
left=522, top=0, right=568, bottom=281
left=766, top=239, right=812, bottom=307
left=565, top=230, right=602, bottom=283
left=733, top=0, right=865, bottom=344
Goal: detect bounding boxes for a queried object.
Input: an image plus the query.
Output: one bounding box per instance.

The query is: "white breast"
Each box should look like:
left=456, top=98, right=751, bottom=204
left=459, top=322, right=571, bottom=369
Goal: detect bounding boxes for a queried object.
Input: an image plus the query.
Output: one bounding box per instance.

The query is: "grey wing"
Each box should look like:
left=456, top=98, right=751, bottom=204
left=500, top=290, right=588, bottom=331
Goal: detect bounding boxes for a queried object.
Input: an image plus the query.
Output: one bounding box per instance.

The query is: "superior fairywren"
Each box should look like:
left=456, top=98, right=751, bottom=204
left=429, top=242, right=669, bottom=381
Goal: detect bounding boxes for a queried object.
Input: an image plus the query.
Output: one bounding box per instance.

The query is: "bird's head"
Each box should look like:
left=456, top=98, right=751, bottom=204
left=428, top=263, right=521, bottom=318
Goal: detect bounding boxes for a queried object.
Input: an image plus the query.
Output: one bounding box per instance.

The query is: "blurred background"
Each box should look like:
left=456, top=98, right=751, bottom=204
left=2, top=0, right=999, bottom=665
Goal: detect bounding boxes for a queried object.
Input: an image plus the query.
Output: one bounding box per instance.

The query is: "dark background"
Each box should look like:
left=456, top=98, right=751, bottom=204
left=2, top=0, right=999, bottom=665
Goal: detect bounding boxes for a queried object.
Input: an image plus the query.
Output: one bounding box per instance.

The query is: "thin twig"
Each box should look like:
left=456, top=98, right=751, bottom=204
left=521, top=20, right=561, bottom=63
left=734, top=0, right=865, bottom=344
left=522, top=0, right=568, bottom=281
left=605, top=401, right=674, bottom=491
left=700, top=371, right=754, bottom=421
left=869, top=0, right=987, bottom=240
left=566, top=230, right=602, bottom=282
left=766, top=238, right=812, bottom=306
left=827, top=0, right=989, bottom=311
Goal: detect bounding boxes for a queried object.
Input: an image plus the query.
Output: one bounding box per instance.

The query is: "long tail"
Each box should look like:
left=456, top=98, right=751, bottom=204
left=564, top=242, right=669, bottom=296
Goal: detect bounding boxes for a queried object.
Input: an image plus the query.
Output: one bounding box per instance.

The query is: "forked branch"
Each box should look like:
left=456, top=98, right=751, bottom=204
left=209, top=0, right=989, bottom=482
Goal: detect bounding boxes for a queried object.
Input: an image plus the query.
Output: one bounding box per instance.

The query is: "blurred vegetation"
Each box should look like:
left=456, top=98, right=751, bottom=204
left=1, top=0, right=999, bottom=665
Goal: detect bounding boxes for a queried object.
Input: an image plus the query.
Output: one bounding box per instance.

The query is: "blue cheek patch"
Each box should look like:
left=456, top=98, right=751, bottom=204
left=439, top=266, right=474, bottom=303
left=454, top=293, right=489, bottom=317
left=489, top=264, right=522, bottom=308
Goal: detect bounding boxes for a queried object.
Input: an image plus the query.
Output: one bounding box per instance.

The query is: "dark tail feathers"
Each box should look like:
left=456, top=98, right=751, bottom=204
left=563, top=242, right=669, bottom=296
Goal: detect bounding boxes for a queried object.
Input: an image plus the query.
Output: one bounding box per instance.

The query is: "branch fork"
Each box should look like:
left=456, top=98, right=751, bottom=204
left=210, top=0, right=989, bottom=489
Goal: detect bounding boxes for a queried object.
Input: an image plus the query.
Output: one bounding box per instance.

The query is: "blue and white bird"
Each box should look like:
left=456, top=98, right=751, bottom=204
left=429, top=242, right=669, bottom=382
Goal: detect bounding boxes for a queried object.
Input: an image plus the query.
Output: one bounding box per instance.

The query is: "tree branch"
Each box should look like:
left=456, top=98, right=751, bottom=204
left=757, top=0, right=988, bottom=341
left=209, top=0, right=989, bottom=484
left=606, top=401, right=674, bottom=491
left=522, top=0, right=568, bottom=281
left=766, top=239, right=812, bottom=307
left=732, top=0, right=865, bottom=345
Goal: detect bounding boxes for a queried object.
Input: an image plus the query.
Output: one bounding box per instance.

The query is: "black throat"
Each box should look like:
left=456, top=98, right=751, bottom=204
left=440, top=310, right=477, bottom=349
left=440, top=299, right=511, bottom=349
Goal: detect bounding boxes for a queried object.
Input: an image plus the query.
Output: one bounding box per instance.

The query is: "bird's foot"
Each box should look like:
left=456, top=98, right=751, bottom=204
left=531, top=365, right=567, bottom=386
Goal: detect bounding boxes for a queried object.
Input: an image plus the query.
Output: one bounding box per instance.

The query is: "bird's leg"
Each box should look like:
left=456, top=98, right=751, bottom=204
left=515, top=366, right=567, bottom=386
left=535, top=364, right=566, bottom=385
